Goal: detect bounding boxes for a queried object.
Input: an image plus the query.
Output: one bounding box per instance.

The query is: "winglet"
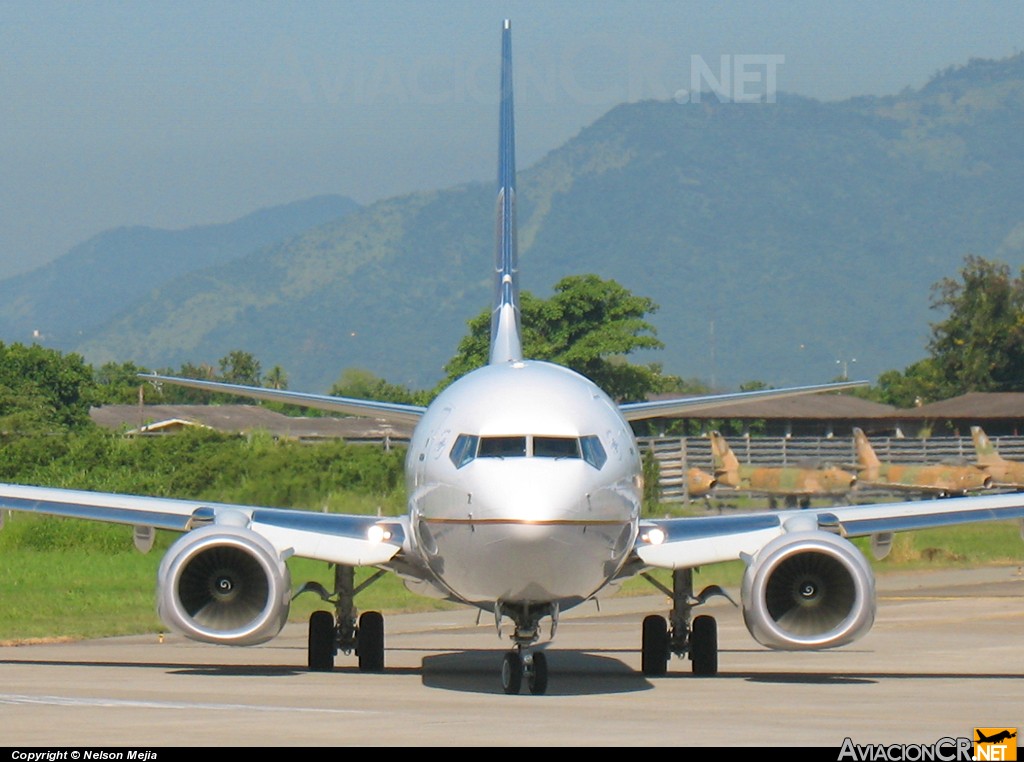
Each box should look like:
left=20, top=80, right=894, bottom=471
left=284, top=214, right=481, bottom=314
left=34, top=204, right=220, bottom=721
left=489, top=20, right=523, bottom=365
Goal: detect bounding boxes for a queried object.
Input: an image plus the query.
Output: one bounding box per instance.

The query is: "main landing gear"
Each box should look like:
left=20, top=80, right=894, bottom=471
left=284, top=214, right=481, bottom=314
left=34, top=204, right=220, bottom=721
left=298, top=564, right=387, bottom=673
left=497, top=602, right=554, bottom=695
left=640, top=568, right=733, bottom=677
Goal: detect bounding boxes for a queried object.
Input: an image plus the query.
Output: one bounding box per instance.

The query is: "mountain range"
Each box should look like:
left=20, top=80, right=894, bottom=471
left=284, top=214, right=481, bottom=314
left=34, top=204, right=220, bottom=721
left=4, top=54, right=1024, bottom=394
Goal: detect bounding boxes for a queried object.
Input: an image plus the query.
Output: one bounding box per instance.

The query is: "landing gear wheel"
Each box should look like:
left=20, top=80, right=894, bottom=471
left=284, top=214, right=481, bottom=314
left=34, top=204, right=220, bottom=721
left=307, top=610, right=336, bottom=672
left=357, top=611, right=385, bottom=672
left=641, top=614, right=669, bottom=676
left=690, top=614, right=718, bottom=676
left=528, top=651, right=548, bottom=695
left=501, top=651, right=523, bottom=694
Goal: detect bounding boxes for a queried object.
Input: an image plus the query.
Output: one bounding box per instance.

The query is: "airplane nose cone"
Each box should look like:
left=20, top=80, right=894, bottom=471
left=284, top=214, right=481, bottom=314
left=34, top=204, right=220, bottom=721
left=418, top=460, right=637, bottom=603
left=468, top=462, right=597, bottom=523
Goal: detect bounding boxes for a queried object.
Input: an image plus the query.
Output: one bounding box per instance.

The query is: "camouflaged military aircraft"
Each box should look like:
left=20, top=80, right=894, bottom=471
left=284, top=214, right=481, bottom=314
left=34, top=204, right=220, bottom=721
left=709, top=431, right=856, bottom=508
left=853, top=427, right=992, bottom=496
left=972, top=426, right=1024, bottom=489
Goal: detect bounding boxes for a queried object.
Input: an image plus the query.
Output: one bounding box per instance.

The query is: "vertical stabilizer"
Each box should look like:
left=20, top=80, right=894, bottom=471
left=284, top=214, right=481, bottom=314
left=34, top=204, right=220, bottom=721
left=972, top=426, right=1004, bottom=466
left=709, top=431, right=741, bottom=487
left=852, top=428, right=881, bottom=479
left=489, top=19, right=523, bottom=365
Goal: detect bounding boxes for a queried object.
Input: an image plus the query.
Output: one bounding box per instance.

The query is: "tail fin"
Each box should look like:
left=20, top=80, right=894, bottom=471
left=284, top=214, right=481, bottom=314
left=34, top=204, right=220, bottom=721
left=852, top=428, right=881, bottom=478
left=972, top=426, right=1004, bottom=466
left=489, top=20, right=523, bottom=365
left=709, top=431, right=740, bottom=487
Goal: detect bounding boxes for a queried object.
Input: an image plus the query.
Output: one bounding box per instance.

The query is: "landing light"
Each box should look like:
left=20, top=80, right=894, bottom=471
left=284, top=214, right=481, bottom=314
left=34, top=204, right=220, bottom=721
left=367, top=525, right=390, bottom=544
left=644, top=527, right=666, bottom=546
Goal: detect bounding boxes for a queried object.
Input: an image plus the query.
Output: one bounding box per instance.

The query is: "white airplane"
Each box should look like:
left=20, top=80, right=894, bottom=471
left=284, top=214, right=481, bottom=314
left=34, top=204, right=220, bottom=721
left=2, top=21, right=1023, bottom=695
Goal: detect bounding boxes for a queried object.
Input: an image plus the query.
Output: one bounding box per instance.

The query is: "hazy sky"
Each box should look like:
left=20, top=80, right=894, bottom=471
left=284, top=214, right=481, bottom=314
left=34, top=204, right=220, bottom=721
left=3, top=1, right=1022, bottom=278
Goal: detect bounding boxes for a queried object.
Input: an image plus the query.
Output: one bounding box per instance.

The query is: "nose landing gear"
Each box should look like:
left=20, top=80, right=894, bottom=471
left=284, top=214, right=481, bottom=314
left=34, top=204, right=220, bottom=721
left=497, top=602, right=554, bottom=695
left=501, top=648, right=549, bottom=695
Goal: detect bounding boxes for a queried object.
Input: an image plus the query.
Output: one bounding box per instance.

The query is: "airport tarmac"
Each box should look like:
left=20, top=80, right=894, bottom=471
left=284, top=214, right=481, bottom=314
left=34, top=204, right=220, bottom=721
left=1, top=566, right=1021, bottom=747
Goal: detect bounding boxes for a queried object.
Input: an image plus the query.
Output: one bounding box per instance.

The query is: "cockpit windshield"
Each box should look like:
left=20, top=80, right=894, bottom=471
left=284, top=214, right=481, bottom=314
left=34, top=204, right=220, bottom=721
left=450, top=433, right=607, bottom=469
left=533, top=436, right=580, bottom=459
left=477, top=436, right=527, bottom=458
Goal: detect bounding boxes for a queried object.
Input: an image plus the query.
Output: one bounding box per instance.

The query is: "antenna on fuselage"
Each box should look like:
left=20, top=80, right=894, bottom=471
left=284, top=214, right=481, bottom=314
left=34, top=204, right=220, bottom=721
left=489, top=19, right=523, bottom=365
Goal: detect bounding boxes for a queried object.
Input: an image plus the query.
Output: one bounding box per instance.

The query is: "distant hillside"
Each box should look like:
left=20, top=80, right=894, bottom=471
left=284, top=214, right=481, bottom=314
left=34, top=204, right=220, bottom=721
left=0, top=195, right=359, bottom=348
left=75, top=54, right=1024, bottom=393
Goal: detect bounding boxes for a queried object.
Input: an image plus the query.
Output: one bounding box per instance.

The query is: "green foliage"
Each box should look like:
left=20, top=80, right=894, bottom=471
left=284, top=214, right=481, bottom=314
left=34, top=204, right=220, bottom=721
left=641, top=447, right=661, bottom=514
left=440, top=274, right=675, bottom=401
left=93, top=361, right=150, bottom=405
left=927, top=256, right=1024, bottom=396
left=0, top=426, right=406, bottom=507
left=872, top=358, right=945, bottom=408
left=0, top=425, right=412, bottom=641
left=331, top=367, right=419, bottom=405
left=0, top=343, right=94, bottom=431
left=219, top=350, right=261, bottom=386
left=871, top=256, right=1024, bottom=405
left=9, top=516, right=136, bottom=554
left=263, top=364, right=288, bottom=390
left=150, top=360, right=218, bottom=404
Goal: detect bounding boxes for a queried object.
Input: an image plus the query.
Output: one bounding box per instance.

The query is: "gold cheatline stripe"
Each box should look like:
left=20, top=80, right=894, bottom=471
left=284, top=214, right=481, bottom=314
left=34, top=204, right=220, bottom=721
left=421, top=518, right=628, bottom=527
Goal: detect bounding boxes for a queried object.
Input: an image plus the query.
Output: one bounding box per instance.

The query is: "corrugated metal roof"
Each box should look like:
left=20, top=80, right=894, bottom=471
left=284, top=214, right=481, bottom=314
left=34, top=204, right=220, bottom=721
left=902, top=392, right=1024, bottom=419
left=89, top=404, right=414, bottom=440
left=642, top=394, right=897, bottom=420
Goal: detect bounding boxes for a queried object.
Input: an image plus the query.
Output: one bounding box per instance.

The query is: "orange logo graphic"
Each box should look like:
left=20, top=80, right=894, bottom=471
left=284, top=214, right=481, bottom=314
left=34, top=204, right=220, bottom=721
left=975, top=729, right=1017, bottom=761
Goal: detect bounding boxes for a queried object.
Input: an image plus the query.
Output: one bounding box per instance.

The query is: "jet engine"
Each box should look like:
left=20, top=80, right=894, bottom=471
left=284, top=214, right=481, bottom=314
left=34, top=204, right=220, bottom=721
left=741, top=531, right=875, bottom=650
left=157, top=525, right=291, bottom=646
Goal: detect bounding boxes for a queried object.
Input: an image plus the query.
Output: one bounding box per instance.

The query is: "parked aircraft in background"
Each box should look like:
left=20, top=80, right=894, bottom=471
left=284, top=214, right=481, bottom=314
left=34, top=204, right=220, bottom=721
left=709, top=431, right=856, bottom=508
left=972, top=426, right=1024, bottom=489
left=853, top=427, right=992, bottom=496
left=1, top=23, right=1023, bottom=696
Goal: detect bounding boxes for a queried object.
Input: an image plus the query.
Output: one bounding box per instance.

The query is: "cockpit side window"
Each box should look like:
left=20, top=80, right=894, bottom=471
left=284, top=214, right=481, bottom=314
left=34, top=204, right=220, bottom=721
left=477, top=435, right=527, bottom=458
left=449, top=434, right=479, bottom=468
left=580, top=435, right=607, bottom=470
left=533, top=436, right=581, bottom=459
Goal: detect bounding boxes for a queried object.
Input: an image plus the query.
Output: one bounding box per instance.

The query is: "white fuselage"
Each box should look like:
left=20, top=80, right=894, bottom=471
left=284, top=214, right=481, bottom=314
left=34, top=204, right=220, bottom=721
left=405, top=360, right=642, bottom=609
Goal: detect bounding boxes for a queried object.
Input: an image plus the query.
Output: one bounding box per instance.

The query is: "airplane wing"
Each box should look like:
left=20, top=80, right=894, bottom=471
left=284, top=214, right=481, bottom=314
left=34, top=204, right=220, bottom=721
left=634, top=491, right=1024, bottom=569
left=141, top=374, right=427, bottom=425
left=0, top=482, right=405, bottom=567
left=618, top=380, right=868, bottom=421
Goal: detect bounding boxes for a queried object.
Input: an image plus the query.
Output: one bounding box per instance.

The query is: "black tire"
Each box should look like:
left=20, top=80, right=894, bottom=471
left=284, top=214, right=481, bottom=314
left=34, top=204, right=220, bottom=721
left=528, top=651, right=548, bottom=695
left=357, top=611, right=385, bottom=672
left=690, top=614, right=718, bottom=676
left=641, top=614, right=668, bottom=676
left=501, top=651, right=523, bottom=695
left=307, top=610, right=335, bottom=672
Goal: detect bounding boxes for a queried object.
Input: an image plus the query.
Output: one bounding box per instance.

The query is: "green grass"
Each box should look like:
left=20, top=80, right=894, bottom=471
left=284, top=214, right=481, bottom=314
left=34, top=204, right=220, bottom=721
left=0, top=511, right=1020, bottom=643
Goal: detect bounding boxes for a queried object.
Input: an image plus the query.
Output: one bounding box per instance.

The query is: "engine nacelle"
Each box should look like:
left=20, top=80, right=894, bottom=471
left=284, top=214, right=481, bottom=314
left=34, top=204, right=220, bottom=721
left=741, top=531, right=876, bottom=650
left=157, top=525, right=291, bottom=646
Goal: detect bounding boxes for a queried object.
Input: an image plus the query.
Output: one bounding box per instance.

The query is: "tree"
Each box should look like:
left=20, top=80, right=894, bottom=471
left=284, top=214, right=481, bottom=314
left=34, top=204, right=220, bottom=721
left=439, top=275, right=675, bottom=402
left=331, top=368, right=418, bottom=405
left=873, top=358, right=944, bottom=408
left=218, top=350, right=262, bottom=387
left=927, top=256, right=1024, bottom=396
left=263, top=365, right=289, bottom=390
left=0, top=343, right=95, bottom=430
